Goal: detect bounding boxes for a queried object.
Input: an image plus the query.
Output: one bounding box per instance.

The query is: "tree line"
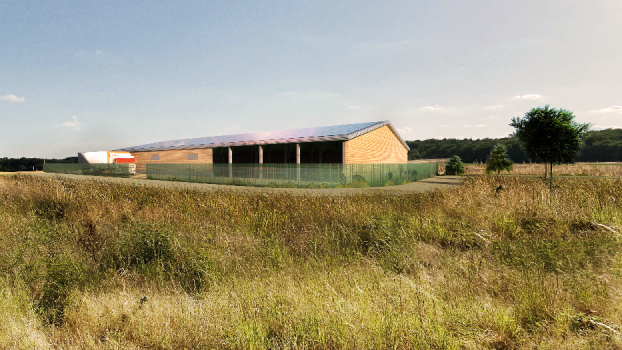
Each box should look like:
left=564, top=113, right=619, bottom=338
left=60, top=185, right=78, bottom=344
left=1, top=128, right=620, bottom=172
left=0, top=157, right=78, bottom=172
left=407, top=128, right=622, bottom=163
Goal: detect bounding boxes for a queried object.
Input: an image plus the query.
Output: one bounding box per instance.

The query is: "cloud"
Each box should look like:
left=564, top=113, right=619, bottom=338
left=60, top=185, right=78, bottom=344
left=462, top=125, right=472, bottom=128
left=396, top=126, right=413, bottom=134
left=419, top=105, right=443, bottom=111
left=595, top=106, right=622, bottom=114
left=0, top=94, right=25, bottom=102
left=54, top=116, right=82, bottom=131
left=485, top=105, right=503, bottom=109
left=475, top=124, right=487, bottom=128
left=512, top=94, right=543, bottom=100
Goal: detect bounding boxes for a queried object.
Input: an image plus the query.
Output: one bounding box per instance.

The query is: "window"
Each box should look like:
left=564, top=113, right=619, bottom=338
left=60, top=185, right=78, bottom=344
left=151, top=155, right=160, bottom=161
left=187, top=153, right=199, bottom=160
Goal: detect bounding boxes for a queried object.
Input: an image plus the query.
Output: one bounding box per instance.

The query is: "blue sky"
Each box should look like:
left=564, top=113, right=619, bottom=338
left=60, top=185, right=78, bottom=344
left=2, top=0, right=621, bottom=158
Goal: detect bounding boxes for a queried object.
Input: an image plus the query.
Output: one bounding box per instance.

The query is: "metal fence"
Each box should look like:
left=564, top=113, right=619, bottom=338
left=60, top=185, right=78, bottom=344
left=43, top=163, right=133, bottom=177
left=146, top=163, right=438, bottom=187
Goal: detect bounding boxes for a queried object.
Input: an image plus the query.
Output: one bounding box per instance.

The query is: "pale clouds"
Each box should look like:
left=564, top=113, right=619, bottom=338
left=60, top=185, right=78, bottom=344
left=512, top=94, right=543, bottom=100
left=54, top=116, right=82, bottom=131
left=419, top=105, right=443, bottom=111
left=485, top=105, right=503, bottom=109
left=475, top=124, right=487, bottom=128
left=0, top=94, right=25, bottom=102
left=396, top=126, right=413, bottom=134
left=595, top=106, right=622, bottom=114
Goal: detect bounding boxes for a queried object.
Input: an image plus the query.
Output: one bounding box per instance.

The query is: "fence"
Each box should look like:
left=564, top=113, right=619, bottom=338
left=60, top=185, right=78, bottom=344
left=146, top=163, right=438, bottom=187
left=43, top=163, right=133, bottom=177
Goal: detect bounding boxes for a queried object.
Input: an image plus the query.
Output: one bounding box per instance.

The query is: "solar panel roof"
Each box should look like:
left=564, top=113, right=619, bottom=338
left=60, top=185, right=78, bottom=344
left=117, top=120, right=409, bottom=152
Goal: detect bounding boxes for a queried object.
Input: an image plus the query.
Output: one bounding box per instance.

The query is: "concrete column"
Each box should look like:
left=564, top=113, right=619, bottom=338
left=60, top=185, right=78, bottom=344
left=228, top=147, right=232, bottom=178
left=258, top=145, right=263, bottom=180
left=296, top=143, right=301, bottom=182
left=342, top=141, right=346, bottom=164
left=258, top=145, right=263, bottom=164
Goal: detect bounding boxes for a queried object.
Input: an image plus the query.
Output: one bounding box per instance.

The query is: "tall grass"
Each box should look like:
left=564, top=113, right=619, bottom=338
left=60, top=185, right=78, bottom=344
left=440, top=163, right=622, bottom=177
left=0, top=174, right=621, bottom=349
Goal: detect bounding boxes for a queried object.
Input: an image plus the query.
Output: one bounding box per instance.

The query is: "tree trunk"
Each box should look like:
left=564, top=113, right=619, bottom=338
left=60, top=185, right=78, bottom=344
left=544, top=163, right=549, bottom=179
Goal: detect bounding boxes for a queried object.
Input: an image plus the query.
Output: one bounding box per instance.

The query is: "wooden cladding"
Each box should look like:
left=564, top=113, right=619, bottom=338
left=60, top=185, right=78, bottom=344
left=132, top=148, right=213, bottom=165
left=344, top=125, right=408, bottom=164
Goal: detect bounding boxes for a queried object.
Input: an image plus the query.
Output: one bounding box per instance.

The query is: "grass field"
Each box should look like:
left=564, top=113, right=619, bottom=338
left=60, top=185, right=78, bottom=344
left=439, top=163, right=622, bottom=177
left=1, top=174, right=621, bottom=349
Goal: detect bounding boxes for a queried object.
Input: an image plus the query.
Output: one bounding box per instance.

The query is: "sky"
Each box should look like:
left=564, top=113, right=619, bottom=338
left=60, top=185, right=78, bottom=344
left=1, top=0, right=621, bottom=158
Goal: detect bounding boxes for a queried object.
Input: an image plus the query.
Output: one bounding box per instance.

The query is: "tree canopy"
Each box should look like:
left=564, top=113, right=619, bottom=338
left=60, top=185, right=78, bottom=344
left=510, top=105, right=590, bottom=182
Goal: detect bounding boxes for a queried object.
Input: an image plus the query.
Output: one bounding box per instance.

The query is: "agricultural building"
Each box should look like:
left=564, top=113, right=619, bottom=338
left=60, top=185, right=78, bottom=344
left=116, top=121, right=409, bottom=165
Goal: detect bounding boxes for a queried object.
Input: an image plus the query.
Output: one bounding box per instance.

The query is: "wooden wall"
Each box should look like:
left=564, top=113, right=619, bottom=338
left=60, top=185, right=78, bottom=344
left=344, top=125, right=408, bottom=164
left=132, top=148, right=213, bottom=165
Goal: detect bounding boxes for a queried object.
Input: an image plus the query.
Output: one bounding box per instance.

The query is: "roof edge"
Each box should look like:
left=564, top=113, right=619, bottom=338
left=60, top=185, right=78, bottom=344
left=347, top=121, right=410, bottom=151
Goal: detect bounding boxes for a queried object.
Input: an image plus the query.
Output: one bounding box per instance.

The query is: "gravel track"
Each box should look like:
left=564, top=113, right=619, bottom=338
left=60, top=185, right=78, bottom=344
left=18, top=172, right=463, bottom=196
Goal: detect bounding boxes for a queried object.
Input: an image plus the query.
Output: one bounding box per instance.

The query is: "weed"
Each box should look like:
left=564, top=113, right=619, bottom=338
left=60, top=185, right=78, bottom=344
left=1, top=174, right=621, bottom=348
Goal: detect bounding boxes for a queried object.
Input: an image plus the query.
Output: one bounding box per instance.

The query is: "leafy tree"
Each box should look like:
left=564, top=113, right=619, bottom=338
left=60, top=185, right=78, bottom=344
left=486, top=144, right=513, bottom=174
left=444, top=155, right=465, bottom=175
left=510, top=105, right=590, bottom=186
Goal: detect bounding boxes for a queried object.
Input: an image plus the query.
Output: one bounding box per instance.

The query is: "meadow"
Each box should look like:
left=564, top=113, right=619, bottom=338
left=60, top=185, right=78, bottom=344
left=1, top=173, right=621, bottom=349
left=441, top=163, right=622, bottom=177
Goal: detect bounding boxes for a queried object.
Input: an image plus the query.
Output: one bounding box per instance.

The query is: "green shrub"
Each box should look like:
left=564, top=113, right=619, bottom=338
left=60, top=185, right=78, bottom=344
left=486, top=144, right=513, bottom=174
left=445, top=155, right=465, bottom=175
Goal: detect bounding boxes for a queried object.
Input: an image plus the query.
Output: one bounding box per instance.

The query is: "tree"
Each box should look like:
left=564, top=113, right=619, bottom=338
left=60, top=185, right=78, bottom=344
left=510, top=105, right=590, bottom=187
left=486, top=144, right=513, bottom=174
left=444, top=155, right=465, bottom=175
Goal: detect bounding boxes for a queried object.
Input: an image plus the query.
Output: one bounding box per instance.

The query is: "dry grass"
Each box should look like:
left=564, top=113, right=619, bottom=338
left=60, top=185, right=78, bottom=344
left=439, top=163, right=622, bottom=177
left=0, top=174, right=621, bottom=349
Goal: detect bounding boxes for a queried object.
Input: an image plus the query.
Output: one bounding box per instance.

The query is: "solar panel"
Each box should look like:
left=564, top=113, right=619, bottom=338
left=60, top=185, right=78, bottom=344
left=117, top=121, right=406, bottom=152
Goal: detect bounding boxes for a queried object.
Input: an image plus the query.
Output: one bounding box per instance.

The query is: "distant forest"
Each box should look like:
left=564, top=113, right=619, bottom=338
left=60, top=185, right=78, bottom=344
left=0, top=157, right=78, bottom=172
left=407, top=128, right=622, bottom=163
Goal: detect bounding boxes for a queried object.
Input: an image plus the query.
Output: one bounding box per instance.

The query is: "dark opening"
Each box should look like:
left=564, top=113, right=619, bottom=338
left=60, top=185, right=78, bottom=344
left=214, top=141, right=343, bottom=164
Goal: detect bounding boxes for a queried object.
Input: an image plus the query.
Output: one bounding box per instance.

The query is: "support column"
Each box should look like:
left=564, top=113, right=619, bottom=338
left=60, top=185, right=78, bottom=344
left=296, top=143, right=301, bottom=182
left=228, top=147, right=232, bottom=178
left=258, top=145, right=263, bottom=180
left=258, top=145, right=263, bottom=164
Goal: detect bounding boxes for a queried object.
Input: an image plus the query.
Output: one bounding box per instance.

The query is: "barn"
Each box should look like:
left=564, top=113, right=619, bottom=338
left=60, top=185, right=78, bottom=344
left=116, top=121, right=409, bottom=166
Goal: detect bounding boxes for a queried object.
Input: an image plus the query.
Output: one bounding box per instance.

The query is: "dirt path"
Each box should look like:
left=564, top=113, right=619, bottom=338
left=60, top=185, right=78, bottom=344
left=17, top=171, right=463, bottom=196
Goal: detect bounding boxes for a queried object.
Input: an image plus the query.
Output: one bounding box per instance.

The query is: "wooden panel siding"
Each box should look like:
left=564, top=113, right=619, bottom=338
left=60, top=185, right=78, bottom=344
left=344, top=125, right=408, bottom=164
left=132, top=148, right=213, bottom=165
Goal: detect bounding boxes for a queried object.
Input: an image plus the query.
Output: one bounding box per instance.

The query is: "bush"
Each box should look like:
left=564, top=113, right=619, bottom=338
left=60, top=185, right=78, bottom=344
left=445, top=155, right=465, bottom=175
left=486, top=144, right=513, bottom=174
